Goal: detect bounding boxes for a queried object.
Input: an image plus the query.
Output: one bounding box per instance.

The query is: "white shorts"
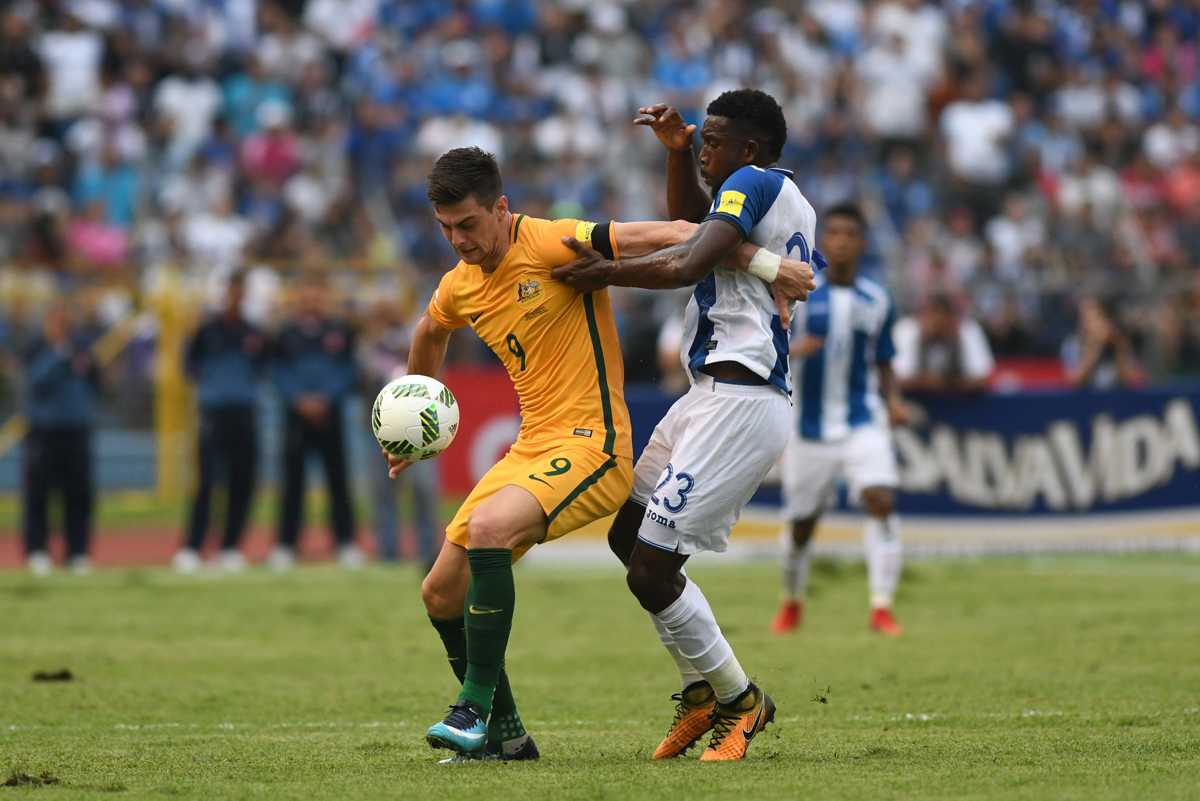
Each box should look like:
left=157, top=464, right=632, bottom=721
left=630, top=374, right=791, bottom=555
left=781, top=424, right=899, bottom=520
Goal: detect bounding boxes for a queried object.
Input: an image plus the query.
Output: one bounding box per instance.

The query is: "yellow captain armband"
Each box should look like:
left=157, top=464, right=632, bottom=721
left=574, top=221, right=596, bottom=243
left=575, top=220, right=615, bottom=259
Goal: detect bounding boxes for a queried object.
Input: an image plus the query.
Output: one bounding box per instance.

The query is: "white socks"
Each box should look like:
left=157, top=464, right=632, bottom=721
left=865, top=514, right=902, bottom=609
left=649, top=612, right=704, bottom=689
left=654, top=579, right=749, bottom=704
left=780, top=527, right=811, bottom=601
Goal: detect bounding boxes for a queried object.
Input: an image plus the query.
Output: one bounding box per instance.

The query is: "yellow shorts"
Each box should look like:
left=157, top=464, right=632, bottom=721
left=445, top=441, right=633, bottom=561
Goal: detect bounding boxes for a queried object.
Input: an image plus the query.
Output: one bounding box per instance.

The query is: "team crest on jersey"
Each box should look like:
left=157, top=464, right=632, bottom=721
left=517, top=277, right=542, bottom=306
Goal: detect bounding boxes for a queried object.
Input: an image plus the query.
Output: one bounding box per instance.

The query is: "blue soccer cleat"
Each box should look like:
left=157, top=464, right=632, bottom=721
left=426, top=701, right=490, bottom=755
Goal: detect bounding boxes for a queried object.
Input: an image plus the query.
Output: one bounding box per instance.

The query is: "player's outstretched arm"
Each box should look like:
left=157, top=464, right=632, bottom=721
left=558, top=221, right=816, bottom=327
left=634, top=105, right=710, bottom=223
left=607, top=220, right=697, bottom=258
left=553, top=218, right=741, bottom=294
left=611, top=221, right=813, bottom=299
left=384, top=310, right=453, bottom=478
left=406, top=309, right=454, bottom=378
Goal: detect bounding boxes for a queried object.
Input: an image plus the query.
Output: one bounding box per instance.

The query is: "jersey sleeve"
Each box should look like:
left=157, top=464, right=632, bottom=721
left=528, top=217, right=616, bottom=267
left=704, top=166, right=782, bottom=239
left=427, top=269, right=467, bottom=330
left=876, top=302, right=898, bottom=364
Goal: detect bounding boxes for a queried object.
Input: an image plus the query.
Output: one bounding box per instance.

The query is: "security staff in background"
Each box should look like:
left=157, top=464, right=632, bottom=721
left=22, top=303, right=99, bottom=575
left=173, top=273, right=265, bottom=573
left=271, top=273, right=362, bottom=569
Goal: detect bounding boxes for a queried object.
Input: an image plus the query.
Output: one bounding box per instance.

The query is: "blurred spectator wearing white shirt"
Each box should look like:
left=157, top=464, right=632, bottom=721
left=153, top=48, right=223, bottom=171
left=893, top=295, right=995, bottom=395
left=871, top=0, right=945, bottom=78
left=984, top=193, right=1045, bottom=282
left=37, top=6, right=103, bottom=122
left=183, top=192, right=252, bottom=273
left=939, top=71, right=1015, bottom=224
left=1144, top=107, right=1200, bottom=171
left=855, top=33, right=933, bottom=152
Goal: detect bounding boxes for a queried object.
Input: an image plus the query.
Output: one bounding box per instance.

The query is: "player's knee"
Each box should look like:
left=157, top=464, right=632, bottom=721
left=466, top=507, right=515, bottom=549
left=607, top=526, right=631, bottom=566
left=421, top=574, right=458, bottom=618
left=607, top=506, right=640, bottom=566
left=862, top=487, right=895, bottom=517
left=626, top=560, right=675, bottom=610
left=625, top=561, right=655, bottom=604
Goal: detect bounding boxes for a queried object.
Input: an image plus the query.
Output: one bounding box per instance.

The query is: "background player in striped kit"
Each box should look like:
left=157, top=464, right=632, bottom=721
left=772, top=203, right=910, bottom=637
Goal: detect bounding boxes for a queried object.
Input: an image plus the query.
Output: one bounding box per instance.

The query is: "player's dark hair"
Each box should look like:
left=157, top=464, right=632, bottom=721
left=706, top=89, right=788, bottom=163
left=426, top=147, right=504, bottom=208
left=823, top=202, right=866, bottom=232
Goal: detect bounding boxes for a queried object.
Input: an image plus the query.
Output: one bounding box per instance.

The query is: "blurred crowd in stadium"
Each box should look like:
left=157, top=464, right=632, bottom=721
left=1, top=0, right=1200, bottom=380
left=3, top=0, right=1200, bottom=567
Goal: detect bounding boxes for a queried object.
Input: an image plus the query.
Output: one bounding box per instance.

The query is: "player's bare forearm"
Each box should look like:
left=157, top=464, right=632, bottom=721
left=554, top=219, right=742, bottom=292
left=613, top=221, right=813, bottom=304
left=878, top=361, right=900, bottom=402
left=611, top=220, right=696, bottom=258
left=878, top=362, right=910, bottom=425
left=406, top=311, right=453, bottom=378
left=667, top=148, right=711, bottom=223
left=724, top=244, right=815, bottom=303
left=383, top=312, right=450, bottom=478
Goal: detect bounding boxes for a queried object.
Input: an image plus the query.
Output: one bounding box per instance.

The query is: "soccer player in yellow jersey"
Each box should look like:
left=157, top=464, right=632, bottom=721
left=383, top=147, right=813, bottom=761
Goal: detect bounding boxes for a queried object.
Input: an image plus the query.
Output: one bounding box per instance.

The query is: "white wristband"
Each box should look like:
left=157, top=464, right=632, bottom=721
left=747, top=249, right=781, bottom=283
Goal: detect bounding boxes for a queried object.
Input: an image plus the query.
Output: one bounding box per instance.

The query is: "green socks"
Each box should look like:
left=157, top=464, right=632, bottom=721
left=428, top=615, right=469, bottom=683
left=457, top=548, right=516, bottom=719
left=428, top=613, right=526, bottom=743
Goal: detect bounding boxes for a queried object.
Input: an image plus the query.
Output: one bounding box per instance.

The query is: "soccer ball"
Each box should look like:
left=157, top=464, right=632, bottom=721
left=372, top=375, right=460, bottom=462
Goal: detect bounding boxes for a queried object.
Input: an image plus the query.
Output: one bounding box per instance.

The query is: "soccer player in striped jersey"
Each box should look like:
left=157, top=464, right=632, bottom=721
left=554, top=89, right=819, bottom=760
left=772, top=203, right=910, bottom=637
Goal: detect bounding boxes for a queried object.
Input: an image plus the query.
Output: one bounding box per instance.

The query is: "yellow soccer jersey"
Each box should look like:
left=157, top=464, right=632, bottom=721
left=428, top=214, right=633, bottom=459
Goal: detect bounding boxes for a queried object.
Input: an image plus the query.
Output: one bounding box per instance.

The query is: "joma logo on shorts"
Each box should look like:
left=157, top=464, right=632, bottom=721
left=645, top=509, right=676, bottom=529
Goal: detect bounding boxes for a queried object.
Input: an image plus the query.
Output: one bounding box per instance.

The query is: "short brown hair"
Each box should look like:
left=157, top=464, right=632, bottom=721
left=426, top=147, right=503, bottom=208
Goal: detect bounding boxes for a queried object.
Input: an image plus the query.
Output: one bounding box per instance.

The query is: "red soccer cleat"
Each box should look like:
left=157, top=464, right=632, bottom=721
left=870, top=607, right=902, bottom=636
left=770, top=600, right=804, bottom=633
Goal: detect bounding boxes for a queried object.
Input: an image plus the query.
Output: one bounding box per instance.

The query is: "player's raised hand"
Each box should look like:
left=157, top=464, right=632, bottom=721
left=382, top=447, right=411, bottom=479
left=634, top=105, right=696, bottom=153
left=551, top=236, right=614, bottom=293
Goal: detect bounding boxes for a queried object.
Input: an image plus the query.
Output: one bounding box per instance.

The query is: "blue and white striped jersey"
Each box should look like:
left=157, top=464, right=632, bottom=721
left=681, top=165, right=818, bottom=395
left=792, top=273, right=896, bottom=441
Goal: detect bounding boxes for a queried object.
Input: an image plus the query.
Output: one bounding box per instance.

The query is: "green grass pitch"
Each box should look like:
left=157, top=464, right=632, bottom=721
left=2, top=555, right=1199, bottom=799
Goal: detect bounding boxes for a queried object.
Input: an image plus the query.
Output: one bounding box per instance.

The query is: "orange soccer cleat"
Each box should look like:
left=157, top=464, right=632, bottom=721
left=699, top=684, right=776, bottom=762
left=770, top=600, right=804, bottom=633
left=652, top=681, right=717, bottom=759
left=870, top=606, right=903, bottom=636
